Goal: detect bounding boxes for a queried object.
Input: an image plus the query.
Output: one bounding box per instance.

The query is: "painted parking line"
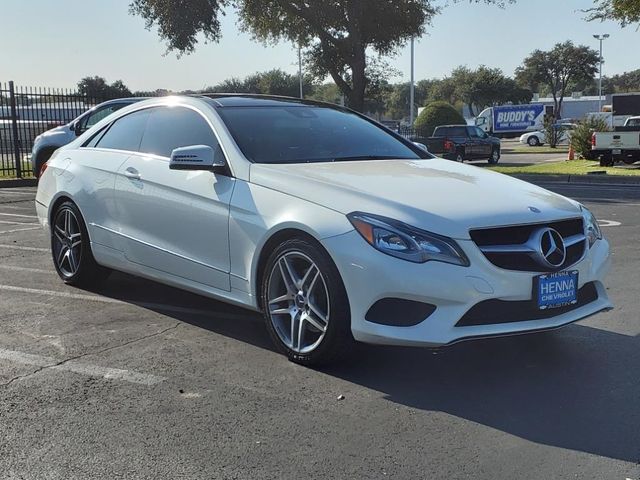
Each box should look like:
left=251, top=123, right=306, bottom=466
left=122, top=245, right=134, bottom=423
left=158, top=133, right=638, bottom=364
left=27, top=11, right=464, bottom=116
left=0, top=212, right=38, bottom=219
left=599, top=220, right=622, bottom=227
left=0, top=226, right=41, bottom=235
left=0, top=189, right=34, bottom=196
left=0, top=220, right=38, bottom=226
left=0, top=282, right=257, bottom=320
left=0, top=244, right=49, bottom=252
left=0, top=264, right=52, bottom=275
left=0, top=347, right=166, bottom=386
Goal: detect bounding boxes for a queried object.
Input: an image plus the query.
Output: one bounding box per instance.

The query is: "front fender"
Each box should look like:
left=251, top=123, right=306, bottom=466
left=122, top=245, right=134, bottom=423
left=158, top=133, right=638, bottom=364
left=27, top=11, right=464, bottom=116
left=228, top=181, right=353, bottom=300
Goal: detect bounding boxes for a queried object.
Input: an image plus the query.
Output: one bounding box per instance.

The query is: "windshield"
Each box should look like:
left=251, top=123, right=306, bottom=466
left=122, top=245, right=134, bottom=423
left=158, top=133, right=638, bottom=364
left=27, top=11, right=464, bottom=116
left=217, top=105, right=423, bottom=164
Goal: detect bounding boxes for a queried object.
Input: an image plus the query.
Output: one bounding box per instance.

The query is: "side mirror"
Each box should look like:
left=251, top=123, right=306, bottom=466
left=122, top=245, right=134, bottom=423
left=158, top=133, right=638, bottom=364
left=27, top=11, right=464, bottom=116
left=413, top=142, right=428, bottom=152
left=169, top=145, right=226, bottom=171
left=72, top=121, right=83, bottom=136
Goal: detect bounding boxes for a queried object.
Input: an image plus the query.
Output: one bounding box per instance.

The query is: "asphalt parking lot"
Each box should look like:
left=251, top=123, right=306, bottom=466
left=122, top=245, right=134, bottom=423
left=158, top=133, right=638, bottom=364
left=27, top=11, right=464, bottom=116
left=0, top=183, right=639, bottom=479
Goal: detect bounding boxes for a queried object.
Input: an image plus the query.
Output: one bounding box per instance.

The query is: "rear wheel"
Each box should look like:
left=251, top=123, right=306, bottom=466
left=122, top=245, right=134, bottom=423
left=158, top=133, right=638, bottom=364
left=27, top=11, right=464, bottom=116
left=51, top=201, right=110, bottom=287
left=488, top=147, right=501, bottom=164
left=454, top=149, right=464, bottom=163
left=261, top=238, right=352, bottom=366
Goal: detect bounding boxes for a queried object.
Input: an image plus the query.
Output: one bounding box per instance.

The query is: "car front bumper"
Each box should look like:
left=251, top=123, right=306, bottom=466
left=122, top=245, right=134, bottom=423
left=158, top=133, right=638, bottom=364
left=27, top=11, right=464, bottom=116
left=322, top=230, right=612, bottom=347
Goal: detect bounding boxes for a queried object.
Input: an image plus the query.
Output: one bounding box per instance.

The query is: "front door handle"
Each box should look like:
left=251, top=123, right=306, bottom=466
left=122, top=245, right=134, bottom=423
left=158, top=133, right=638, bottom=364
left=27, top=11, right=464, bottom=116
left=124, top=167, right=141, bottom=180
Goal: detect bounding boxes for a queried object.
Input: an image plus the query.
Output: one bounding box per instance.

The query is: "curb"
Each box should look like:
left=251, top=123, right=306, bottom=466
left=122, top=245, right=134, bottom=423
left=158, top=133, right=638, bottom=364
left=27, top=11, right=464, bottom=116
left=0, top=178, right=37, bottom=188
left=512, top=174, right=640, bottom=186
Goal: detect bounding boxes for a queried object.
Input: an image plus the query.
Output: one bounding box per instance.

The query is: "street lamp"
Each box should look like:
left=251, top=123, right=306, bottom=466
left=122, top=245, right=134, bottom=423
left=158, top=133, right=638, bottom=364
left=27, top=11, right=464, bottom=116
left=593, top=34, right=610, bottom=113
left=409, top=37, right=415, bottom=126
left=298, top=43, right=303, bottom=99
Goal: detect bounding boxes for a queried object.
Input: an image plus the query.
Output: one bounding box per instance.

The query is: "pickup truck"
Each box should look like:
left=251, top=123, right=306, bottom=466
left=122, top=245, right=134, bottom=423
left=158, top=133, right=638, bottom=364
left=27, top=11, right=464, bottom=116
left=592, top=116, right=640, bottom=166
left=421, top=125, right=501, bottom=164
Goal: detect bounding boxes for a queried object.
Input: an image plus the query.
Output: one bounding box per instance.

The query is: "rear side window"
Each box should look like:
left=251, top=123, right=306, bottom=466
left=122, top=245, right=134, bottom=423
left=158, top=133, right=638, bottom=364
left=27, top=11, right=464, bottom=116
left=139, top=107, right=218, bottom=158
left=95, top=109, right=151, bottom=152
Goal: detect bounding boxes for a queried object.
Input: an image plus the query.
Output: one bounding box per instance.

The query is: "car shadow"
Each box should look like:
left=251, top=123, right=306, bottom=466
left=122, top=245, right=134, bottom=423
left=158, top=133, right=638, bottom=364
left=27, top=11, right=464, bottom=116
left=89, top=272, right=639, bottom=464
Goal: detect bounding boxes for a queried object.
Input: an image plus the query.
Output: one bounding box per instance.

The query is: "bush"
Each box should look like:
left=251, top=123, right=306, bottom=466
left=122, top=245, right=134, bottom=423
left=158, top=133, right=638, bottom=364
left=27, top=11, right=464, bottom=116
left=414, top=101, right=465, bottom=136
left=542, top=117, right=563, bottom=148
left=570, top=118, right=611, bottom=160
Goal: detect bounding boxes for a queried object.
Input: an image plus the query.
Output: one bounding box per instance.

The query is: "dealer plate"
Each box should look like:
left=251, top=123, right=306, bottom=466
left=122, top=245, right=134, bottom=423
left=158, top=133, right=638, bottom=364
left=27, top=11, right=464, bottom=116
left=536, top=270, right=579, bottom=310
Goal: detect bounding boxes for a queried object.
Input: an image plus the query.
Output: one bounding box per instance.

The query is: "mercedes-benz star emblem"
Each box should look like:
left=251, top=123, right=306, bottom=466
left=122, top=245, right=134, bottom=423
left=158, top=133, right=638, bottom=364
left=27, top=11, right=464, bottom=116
left=534, top=228, right=566, bottom=269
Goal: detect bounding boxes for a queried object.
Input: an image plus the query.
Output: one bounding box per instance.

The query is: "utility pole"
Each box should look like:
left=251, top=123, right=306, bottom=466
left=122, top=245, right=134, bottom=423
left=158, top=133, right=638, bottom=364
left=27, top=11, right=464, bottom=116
left=593, top=34, right=610, bottom=113
left=409, top=37, right=415, bottom=126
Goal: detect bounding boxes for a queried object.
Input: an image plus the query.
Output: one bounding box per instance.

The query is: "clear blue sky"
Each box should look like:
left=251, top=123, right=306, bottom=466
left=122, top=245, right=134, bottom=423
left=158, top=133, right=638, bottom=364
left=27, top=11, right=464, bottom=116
left=1, top=0, right=638, bottom=92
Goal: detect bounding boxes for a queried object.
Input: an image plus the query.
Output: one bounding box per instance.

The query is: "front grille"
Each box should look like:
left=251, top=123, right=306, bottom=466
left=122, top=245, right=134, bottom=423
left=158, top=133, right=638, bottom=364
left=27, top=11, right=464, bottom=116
left=456, top=282, right=599, bottom=327
left=470, top=218, right=586, bottom=272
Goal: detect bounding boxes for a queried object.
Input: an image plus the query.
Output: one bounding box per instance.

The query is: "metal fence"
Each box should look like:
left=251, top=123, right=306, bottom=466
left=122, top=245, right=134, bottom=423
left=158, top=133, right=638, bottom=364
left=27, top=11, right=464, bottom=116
left=0, top=81, right=117, bottom=178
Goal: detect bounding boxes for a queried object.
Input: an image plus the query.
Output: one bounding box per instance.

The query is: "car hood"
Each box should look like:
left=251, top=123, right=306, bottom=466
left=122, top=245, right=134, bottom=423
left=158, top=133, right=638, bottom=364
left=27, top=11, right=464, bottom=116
left=249, top=158, right=581, bottom=239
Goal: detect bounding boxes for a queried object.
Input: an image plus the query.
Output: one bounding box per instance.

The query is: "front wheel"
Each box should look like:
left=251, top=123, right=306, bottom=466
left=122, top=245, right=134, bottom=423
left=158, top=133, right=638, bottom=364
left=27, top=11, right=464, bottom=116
left=488, top=147, right=501, bottom=164
left=527, top=136, right=540, bottom=147
left=51, top=201, right=110, bottom=287
left=261, top=238, right=352, bottom=366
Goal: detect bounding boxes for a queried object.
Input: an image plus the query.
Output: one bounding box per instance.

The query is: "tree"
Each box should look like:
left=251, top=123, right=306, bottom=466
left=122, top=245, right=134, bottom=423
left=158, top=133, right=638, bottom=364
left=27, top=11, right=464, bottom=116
left=130, top=0, right=510, bottom=112
left=77, top=76, right=132, bottom=99
left=204, top=69, right=315, bottom=97
left=515, top=42, right=599, bottom=119
left=451, top=65, right=532, bottom=116
left=414, top=101, right=465, bottom=136
left=585, top=0, right=640, bottom=27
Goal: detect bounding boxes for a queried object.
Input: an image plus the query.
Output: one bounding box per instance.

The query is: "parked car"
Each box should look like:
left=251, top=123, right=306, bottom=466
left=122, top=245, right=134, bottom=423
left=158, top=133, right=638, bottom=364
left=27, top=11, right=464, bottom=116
left=592, top=116, right=640, bottom=166
left=519, top=123, right=577, bottom=147
left=424, top=125, right=501, bottom=163
left=31, top=98, right=146, bottom=177
left=36, top=95, right=612, bottom=366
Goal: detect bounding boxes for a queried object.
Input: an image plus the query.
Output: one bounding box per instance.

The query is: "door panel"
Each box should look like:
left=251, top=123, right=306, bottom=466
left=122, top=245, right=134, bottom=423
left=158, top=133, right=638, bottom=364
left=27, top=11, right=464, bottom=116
left=114, top=154, right=234, bottom=291
left=70, top=148, right=129, bottom=250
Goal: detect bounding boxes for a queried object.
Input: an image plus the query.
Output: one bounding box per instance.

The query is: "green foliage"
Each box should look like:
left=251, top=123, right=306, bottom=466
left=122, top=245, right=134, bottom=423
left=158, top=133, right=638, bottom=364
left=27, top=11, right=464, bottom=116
left=570, top=117, right=611, bottom=160
left=204, top=69, right=315, bottom=98
left=515, top=41, right=599, bottom=119
left=129, top=0, right=228, bottom=54
left=77, top=76, right=132, bottom=99
left=450, top=65, right=532, bottom=116
left=414, top=101, right=465, bottom=136
left=542, top=117, right=562, bottom=149
left=237, top=0, right=437, bottom=111
left=129, top=0, right=514, bottom=112
left=585, top=0, right=640, bottom=27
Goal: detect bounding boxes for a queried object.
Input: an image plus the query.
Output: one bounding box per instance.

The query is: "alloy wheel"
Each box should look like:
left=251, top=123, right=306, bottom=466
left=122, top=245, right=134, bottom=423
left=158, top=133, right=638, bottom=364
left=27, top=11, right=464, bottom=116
left=267, top=251, right=330, bottom=354
left=52, top=207, right=83, bottom=277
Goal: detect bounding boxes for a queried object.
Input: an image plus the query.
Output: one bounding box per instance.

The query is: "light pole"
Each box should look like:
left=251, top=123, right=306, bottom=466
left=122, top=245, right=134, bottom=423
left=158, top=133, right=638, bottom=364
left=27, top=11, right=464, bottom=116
left=409, top=37, right=415, bottom=126
left=298, top=44, right=303, bottom=99
left=593, top=34, right=610, bottom=113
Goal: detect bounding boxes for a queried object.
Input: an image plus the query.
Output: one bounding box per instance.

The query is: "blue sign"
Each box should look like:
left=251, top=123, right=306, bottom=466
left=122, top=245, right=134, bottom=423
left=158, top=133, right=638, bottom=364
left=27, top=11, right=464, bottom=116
left=494, top=105, right=545, bottom=132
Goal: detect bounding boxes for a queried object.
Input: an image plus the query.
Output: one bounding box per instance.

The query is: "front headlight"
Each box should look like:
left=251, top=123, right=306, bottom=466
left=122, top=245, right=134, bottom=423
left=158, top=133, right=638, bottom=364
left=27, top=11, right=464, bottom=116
left=347, top=212, right=470, bottom=266
left=580, top=205, right=602, bottom=247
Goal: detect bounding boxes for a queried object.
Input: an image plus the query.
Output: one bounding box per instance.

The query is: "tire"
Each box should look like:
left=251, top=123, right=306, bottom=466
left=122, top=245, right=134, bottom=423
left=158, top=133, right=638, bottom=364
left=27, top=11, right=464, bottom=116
left=599, top=156, right=614, bottom=167
left=260, top=237, right=353, bottom=366
left=454, top=149, right=464, bottom=163
left=527, top=136, right=540, bottom=147
left=488, top=147, right=501, bottom=164
left=51, top=201, right=110, bottom=287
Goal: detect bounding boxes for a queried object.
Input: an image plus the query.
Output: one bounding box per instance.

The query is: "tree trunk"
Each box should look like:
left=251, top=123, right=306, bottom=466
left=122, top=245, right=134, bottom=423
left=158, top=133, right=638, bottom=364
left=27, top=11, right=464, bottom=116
left=347, top=47, right=367, bottom=113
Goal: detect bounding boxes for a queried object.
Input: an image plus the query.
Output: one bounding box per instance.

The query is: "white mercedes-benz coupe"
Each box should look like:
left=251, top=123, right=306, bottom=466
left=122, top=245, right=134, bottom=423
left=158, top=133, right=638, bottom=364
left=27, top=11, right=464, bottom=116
left=36, top=95, right=612, bottom=365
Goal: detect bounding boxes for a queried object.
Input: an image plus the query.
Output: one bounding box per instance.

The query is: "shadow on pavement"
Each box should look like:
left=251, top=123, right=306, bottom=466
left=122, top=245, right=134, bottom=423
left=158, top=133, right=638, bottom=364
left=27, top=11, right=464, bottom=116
left=89, top=272, right=639, bottom=464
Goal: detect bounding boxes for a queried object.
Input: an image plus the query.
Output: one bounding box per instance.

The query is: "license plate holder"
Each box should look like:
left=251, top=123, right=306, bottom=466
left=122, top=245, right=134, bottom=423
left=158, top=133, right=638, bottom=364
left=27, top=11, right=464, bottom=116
left=535, top=271, right=579, bottom=310
left=612, top=149, right=622, bottom=155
